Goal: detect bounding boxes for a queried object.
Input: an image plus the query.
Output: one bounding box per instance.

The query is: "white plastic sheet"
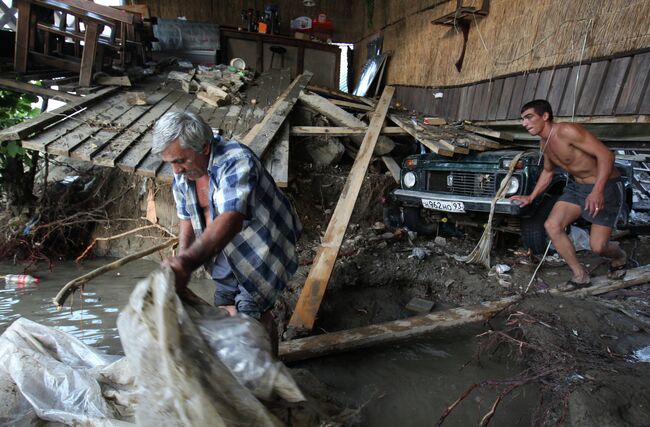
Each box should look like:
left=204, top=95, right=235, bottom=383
left=0, top=266, right=304, bottom=426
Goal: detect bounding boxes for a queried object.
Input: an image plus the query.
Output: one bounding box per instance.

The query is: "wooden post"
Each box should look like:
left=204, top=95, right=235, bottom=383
left=79, top=20, right=100, bottom=87
left=286, top=86, right=395, bottom=336
left=14, top=0, right=31, bottom=73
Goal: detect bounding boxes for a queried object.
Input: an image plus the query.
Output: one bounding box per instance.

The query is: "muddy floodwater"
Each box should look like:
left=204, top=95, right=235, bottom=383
left=0, top=258, right=534, bottom=426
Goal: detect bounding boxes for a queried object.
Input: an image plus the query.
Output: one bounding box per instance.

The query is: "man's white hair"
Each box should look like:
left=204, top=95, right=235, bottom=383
left=152, top=111, right=213, bottom=154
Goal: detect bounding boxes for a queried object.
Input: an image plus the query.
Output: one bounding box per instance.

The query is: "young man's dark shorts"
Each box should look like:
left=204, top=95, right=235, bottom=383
left=558, top=177, right=624, bottom=228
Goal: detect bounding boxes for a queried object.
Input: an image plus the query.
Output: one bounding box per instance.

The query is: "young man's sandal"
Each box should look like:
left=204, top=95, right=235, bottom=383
left=557, top=279, right=591, bottom=292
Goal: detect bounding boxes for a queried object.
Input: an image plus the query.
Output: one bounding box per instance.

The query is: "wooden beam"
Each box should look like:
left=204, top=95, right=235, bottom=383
left=286, top=86, right=396, bottom=336
left=263, top=123, right=289, bottom=187
left=330, top=99, right=373, bottom=112
left=0, top=86, right=120, bottom=142
left=290, top=126, right=408, bottom=136
left=381, top=155, right=401, bottom=183
left=280, top=264, right=650, bottom=362
left=243, top=72, right=313, bottom=158
left=305, top=84, right=373, bottom=105
left=387, top=112, right=455, bottom=156
left=555, top=264, right=650, bottom=298
left=280, top=296, right=520, bottom=363
left=0, top=77, right=79, bottom=102
left=298, top=90, right=395, bottom=155
left=463, top=124, right=513, bottom=141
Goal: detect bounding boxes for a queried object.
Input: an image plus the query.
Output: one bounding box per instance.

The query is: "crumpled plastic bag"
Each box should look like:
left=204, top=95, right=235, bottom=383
left=117, top=266, right=304, bottom=426
left=0, top=266, right=305, bottom=426
left=0, top=317, right=136, bottom=426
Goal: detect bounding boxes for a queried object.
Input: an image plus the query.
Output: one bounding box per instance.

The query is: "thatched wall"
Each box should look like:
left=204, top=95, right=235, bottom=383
left=136, top=0, right=363, bottom=42
left=354, top=0, right=650, bottom=88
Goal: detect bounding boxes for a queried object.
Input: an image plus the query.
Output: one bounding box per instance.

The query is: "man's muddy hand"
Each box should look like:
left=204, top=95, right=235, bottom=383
left=585, top=191, right=604, bottom=217
left=510, top=195, right=532, bottom=208
left=162, top=255, right=193, bottom=291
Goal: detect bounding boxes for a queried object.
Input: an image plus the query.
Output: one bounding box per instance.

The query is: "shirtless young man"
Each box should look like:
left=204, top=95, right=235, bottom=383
left=511, top=100, right=627, bottom=290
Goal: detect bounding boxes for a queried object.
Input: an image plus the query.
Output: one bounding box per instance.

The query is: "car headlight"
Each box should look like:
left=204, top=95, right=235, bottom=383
left=505, top=176, right=520, bottom=195
left=403, top=171, right=416, bottom=188
left=500, top=158, right=524, bottom=169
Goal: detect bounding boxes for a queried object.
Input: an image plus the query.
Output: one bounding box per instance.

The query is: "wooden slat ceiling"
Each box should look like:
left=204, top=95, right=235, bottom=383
left=21, top=69, right=292, bottom=183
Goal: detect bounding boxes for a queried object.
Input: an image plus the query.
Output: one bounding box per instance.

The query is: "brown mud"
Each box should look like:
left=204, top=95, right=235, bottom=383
left=282, top=161, right=650, bottom=426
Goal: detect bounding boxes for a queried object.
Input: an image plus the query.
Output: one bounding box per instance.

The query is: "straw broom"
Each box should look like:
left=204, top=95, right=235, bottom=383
left=460, top=152, right=524, bottom=268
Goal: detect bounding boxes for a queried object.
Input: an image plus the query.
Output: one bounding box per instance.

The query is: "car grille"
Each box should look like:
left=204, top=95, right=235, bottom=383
left=426, top=171, right=497, bottom=197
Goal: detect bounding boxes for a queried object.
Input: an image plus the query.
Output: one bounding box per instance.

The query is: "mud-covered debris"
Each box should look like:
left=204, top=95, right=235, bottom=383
left=409, top=247, right=431, bottom=260
left=434, top=236, right=447, bottom=247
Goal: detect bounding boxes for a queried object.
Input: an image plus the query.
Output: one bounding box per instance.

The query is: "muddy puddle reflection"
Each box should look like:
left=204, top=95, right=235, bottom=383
left=1, top=259, right=534, bottom=425
left=298, top=326, right=535, bottom=426
left=0, top=258, right=215, bottom=354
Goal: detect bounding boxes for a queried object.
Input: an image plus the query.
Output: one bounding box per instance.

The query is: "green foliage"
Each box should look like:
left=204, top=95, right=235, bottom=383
left=0, top=90, right=40, bottom=168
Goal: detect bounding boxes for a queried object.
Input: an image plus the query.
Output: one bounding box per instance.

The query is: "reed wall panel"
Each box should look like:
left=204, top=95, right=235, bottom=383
left=354, top=0, right=650, bottom=88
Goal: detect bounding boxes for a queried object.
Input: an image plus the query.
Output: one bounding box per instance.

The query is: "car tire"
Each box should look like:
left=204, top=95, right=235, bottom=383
left=521, top=194, right=558, bottom=254
left=403, top=207, right=437, bottom=235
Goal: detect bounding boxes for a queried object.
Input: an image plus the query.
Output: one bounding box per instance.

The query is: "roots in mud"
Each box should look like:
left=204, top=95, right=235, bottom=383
left=0, top=167, right=132, bottom=266
left=440, top=296, right=650, bottom=427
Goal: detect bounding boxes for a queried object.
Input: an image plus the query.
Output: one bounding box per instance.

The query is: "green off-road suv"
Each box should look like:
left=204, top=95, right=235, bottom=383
left=391, top=149, right=633, bottom=254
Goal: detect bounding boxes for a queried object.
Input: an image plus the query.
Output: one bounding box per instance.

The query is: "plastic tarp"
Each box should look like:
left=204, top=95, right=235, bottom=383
left=0, top=266, right=304, bottom=426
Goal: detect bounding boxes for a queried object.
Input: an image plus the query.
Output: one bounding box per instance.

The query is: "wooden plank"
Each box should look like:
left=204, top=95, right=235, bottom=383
left=280, top=296, right=520, bottom=362
left=262, top=123, right=289, bottom=187
left=381, top=155, right=401, bottom=183
left=71, top=104, right=146, bottom=161
left=496, top=77, right=515, bottom=120
left=93, top=89, right=180, bottom=167
left=0, top=78, right=79, bottom=102
left=594, top=56, right=632, bottom=116
left=470, top=82, right=487, bottom=120
left=290, top=126, right=408, bottom=136
left=246, top=72, right=313, bottom=158
left=220, top=105, right=242, bottom=139
left=13, top=0, right=30, bottom=73
left=615, top=52, right=650, bottom=115
left=387, top=113, right=454, bottom=157
left=298, top=90, right=395, bottom=155
left=78, top=21, right=99, bottom=87
left=576, top=60, right=609, bottom=116
left=486, top=79, right=504, bottom=120
left=458, top=85, right=475, bottom=120
left=204, top=106, right=229, bottom=130
left=72, top=89, right=173, bottom=162
left=546, top=67, right=570, bottom=113
left=119, top=93, right=194, bottom=173
left=330, top=99, right=373, bottom=112
left=640, top=75, right=650, bottom=115
left=507, top=74, right=527, bottom=119
left=232, top=105, right=254, bottom=140
left=558, top=64, right=589, bottom=117
left=448, top=87, right=462, bottom=121
left=45, top=92, right=133, bottom=156
left=534, top=69, right=554, bottom=100
left=521, top=72, right=540, bottom=105
left=22, top=95, right=119, bottom=152
left=306, top=84, right=374, bottom=105
left=0, top=86, right=119, bottom=142
left=287, top=86, right=396, bottom=336
left=463, top=124, right=513, bottom=141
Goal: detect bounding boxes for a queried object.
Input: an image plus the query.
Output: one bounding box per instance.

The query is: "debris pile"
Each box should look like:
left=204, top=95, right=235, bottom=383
left=166, top=65, right=254, bottom=107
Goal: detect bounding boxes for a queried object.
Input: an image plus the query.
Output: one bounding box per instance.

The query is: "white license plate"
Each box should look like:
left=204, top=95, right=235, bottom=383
left=422, top=199, right=465, bottom=213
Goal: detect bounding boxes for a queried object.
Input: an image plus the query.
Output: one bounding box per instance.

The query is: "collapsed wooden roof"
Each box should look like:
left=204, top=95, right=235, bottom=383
left=0, top=68, right=516, bottom=186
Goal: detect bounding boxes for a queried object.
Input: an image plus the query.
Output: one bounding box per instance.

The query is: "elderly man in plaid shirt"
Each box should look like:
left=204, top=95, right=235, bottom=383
left=152, top=111, right=301, bottom=335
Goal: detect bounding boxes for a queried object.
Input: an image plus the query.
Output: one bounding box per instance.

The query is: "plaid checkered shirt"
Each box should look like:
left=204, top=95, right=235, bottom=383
left=171, top=136, right=302, bottom=311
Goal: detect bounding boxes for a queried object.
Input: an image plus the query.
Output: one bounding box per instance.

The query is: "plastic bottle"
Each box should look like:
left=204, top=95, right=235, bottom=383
left=4, top=274, right=40, bottom=286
